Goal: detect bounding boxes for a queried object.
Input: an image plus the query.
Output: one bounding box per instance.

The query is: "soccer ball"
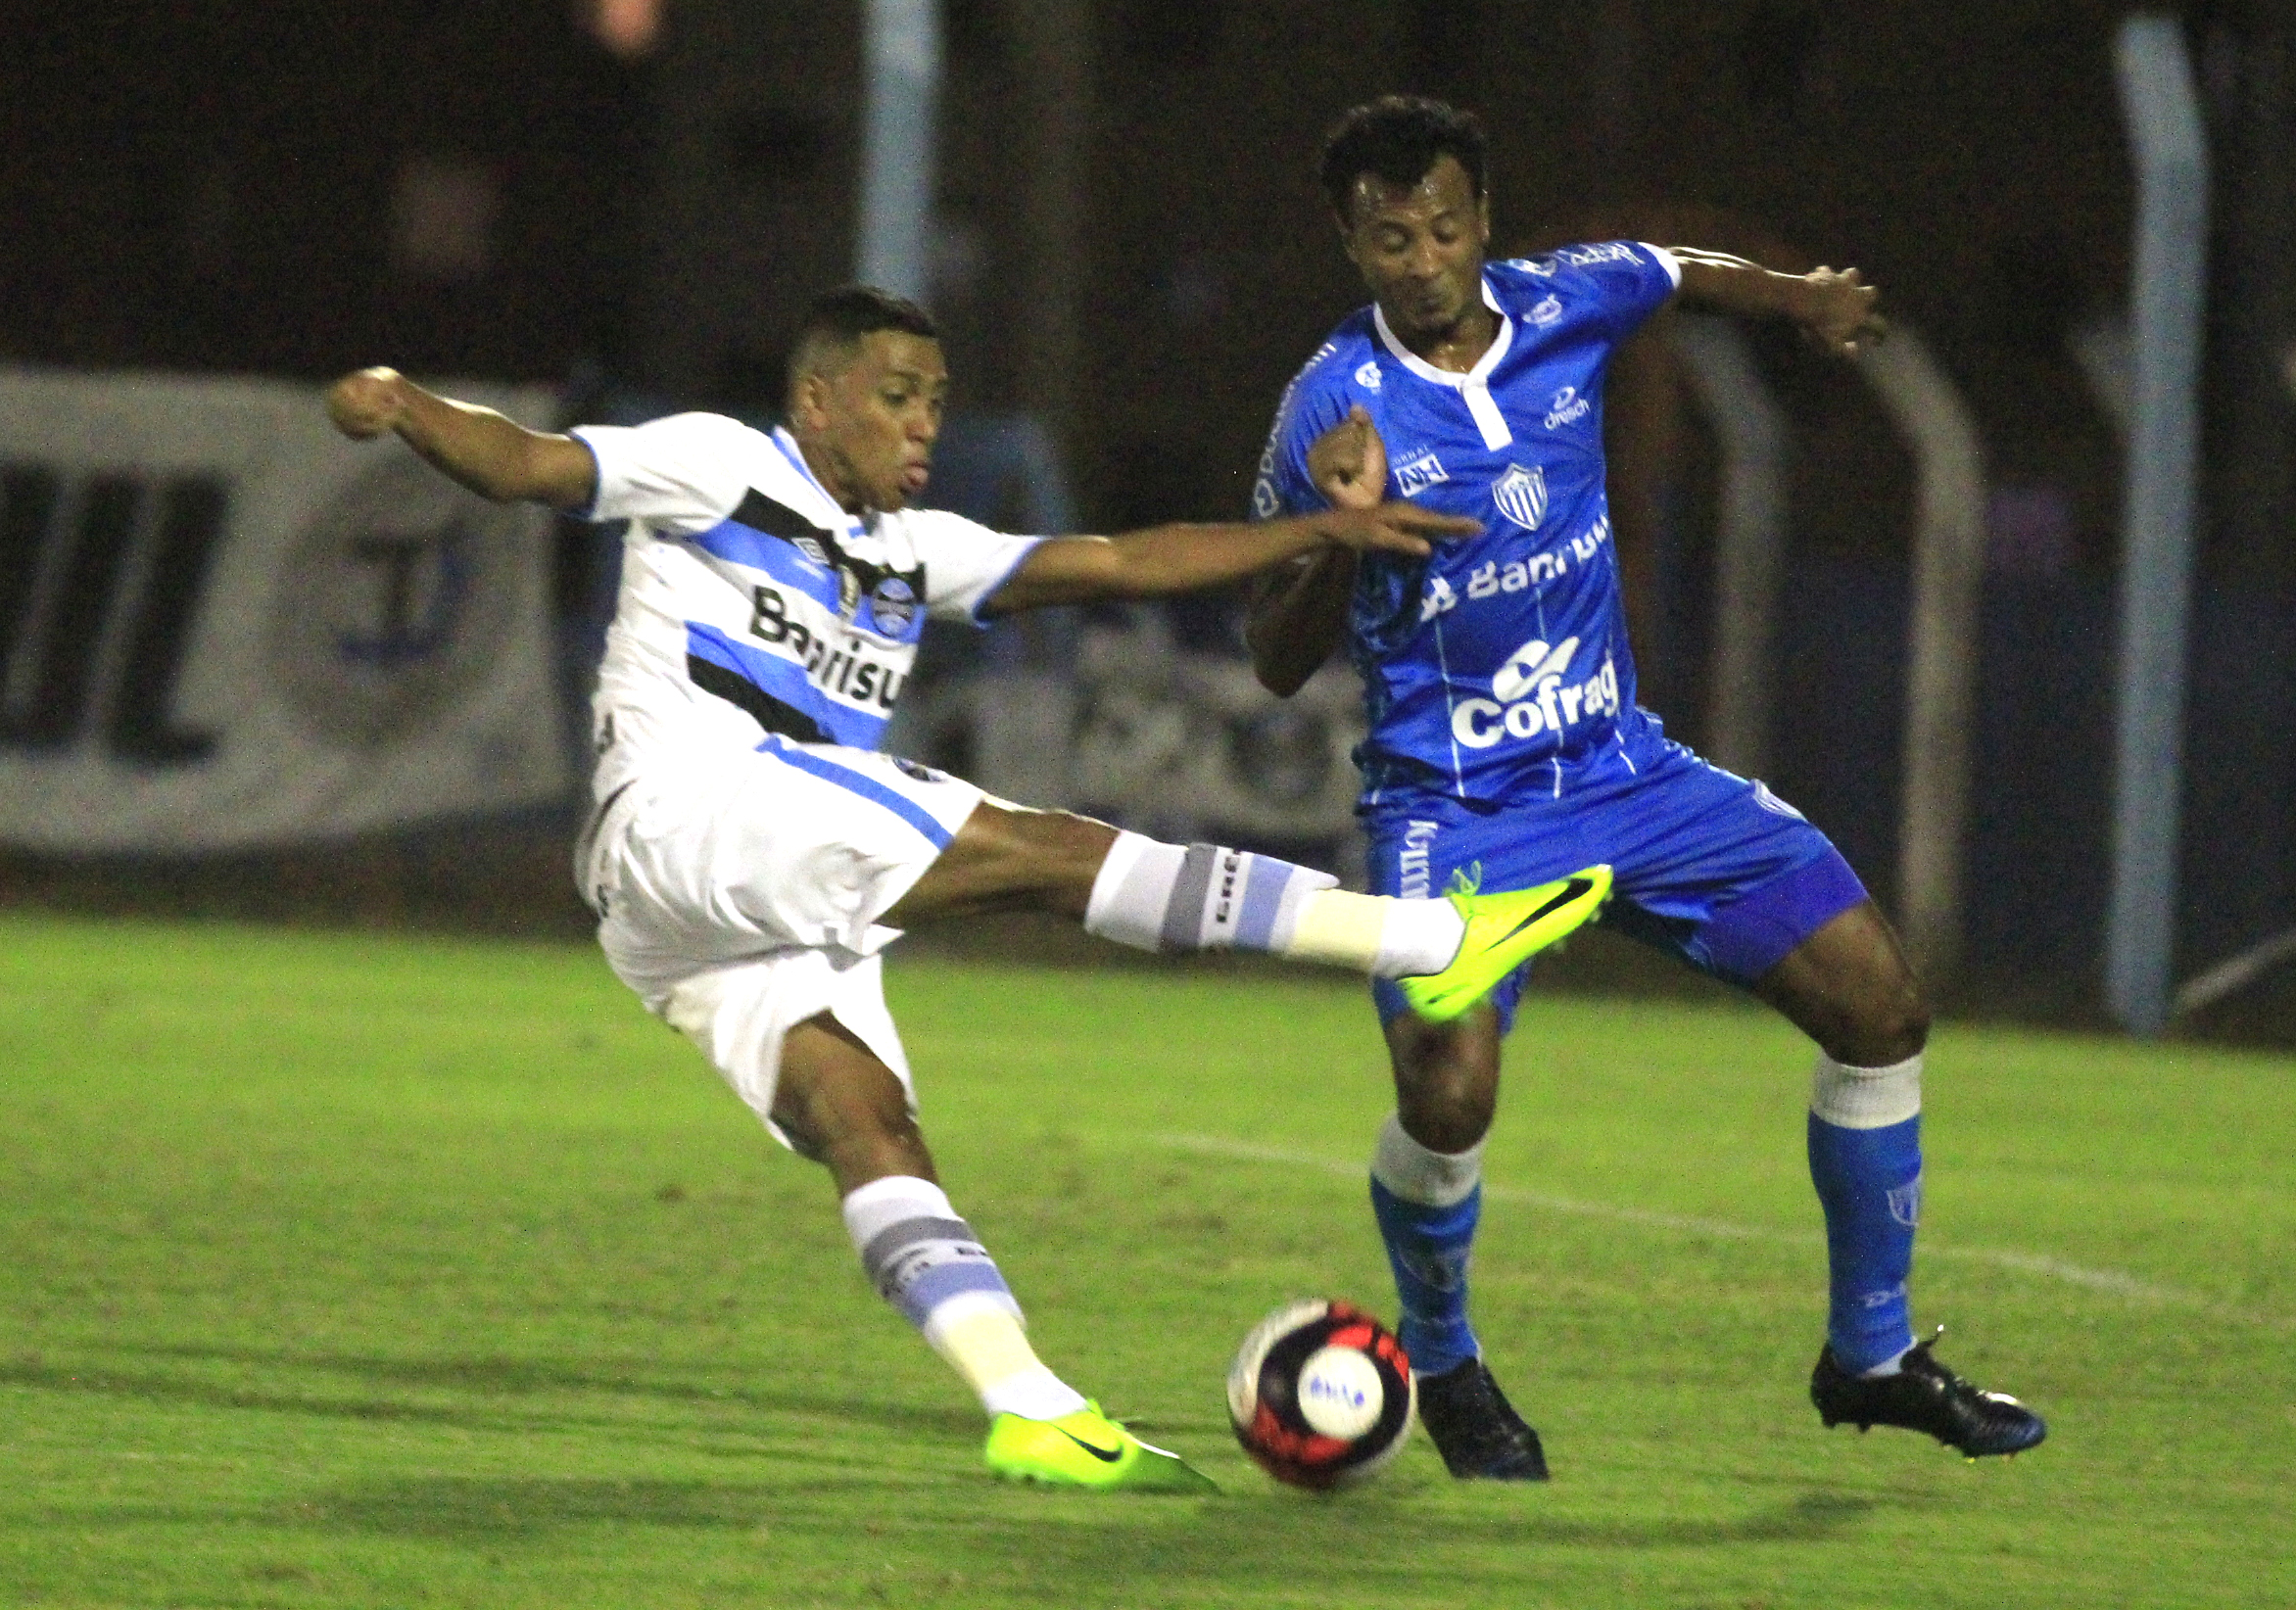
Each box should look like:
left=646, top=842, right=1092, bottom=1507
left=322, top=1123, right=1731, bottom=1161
left=1226, top=1299, right=1415, bottom=1489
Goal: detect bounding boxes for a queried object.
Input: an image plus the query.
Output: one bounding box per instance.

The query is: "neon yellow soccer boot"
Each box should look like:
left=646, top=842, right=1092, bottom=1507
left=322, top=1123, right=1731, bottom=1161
left=1399, top=864, right=1614, bottom=1023
left=983, top=1401, right=1217, bottom=1492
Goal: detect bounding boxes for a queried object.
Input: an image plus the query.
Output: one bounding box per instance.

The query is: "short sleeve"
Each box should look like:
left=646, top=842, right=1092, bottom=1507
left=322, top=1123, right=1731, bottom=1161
left=1560, top=242, right=1681, bottom=343
left=901, top=508, right=1044, bottom=626
left=570, top=412, right=764, bottom=535
left=1250, top=353, right=1357, bottom=521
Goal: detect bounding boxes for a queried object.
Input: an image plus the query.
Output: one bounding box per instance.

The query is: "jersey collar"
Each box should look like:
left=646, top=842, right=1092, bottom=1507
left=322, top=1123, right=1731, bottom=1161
left=1371, top=275, right=1516, bottom=450
left=1371, top=274, right=1512, bottom=390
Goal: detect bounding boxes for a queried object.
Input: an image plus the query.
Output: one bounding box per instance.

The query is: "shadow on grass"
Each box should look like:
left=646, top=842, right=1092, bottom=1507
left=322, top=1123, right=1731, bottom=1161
left=292, top=1474, right=1874, bottom=1553
left=0, top=1348, right=978, bottom=1444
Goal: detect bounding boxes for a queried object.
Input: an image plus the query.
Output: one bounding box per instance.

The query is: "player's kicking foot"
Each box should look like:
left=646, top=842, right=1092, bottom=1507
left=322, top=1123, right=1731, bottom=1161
left=983, top=1401, right=1218, bottom=1492
left=1810, top=1330, right=2046, bottom=1457
left=1414, top=1359, right=1551, bottom=1480
left=1400, top=865, right=1614, bottom=1023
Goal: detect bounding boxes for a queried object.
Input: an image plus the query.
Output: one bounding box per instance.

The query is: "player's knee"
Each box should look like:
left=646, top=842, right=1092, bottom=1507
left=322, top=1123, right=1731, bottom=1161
left=1837, top=976, right=1929, bottom=1065
left=1388, top=1019, right=1500, bottom=1151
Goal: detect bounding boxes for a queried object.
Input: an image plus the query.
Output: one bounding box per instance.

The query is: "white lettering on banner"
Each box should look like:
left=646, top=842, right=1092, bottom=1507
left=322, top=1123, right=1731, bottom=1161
left=1452, top=634, right=1622, bottom=749
left=1393, top=451, right=1448, bottom=497
left=1544, top=387, right=1590, bottom=429
left=1399, top=818, right=1439, bottom=898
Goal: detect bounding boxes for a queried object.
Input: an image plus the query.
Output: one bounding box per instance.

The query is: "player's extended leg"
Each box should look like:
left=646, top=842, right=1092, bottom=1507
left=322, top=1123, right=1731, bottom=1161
left=1370, top=1005, right=1551, bottom=1480
left=1752, top=901, right=2045, bottom=1456
left=885, top=802, right=1607, bottom=1002
left=770, top=1012, right=1213, bottom=1491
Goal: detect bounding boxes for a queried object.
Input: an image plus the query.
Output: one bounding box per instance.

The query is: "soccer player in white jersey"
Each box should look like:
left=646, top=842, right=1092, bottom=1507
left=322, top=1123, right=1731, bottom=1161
left=324, top=285, right=1612, bottom=1491
left=1247, top=98, right=2045, bottom=1476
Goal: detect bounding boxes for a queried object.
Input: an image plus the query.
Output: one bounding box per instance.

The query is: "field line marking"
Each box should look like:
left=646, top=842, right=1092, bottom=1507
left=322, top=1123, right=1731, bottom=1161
left=1147, top=1132, right=2256, bottom=1320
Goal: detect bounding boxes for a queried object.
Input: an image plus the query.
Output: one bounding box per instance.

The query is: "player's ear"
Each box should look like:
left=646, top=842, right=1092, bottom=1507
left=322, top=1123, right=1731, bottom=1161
left=789, top=367, right=828, bottom=432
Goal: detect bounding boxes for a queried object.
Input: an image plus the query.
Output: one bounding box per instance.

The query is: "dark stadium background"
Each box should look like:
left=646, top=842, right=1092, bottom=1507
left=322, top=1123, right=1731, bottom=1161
left=1, top=0, right=2290, bottom=1039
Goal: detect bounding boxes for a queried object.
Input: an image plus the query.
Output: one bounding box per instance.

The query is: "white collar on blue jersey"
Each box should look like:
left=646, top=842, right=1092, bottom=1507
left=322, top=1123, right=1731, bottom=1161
left=1371, top=274, right=1512, bottom=389
left=1371, top=276, right=1516, bottom=450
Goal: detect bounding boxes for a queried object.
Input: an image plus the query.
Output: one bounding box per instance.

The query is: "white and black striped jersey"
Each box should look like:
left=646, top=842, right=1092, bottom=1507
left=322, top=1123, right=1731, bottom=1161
left=572, top=412, right=1039, bottom=801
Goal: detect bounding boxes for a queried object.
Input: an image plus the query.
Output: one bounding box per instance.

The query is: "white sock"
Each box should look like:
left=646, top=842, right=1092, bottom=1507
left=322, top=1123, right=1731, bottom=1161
left=1081, top=830, right=1462, bottom=976
left=1369, top=1113, right=1484, bottom=1207
left=841, top=1175, right=1088, bottom=1421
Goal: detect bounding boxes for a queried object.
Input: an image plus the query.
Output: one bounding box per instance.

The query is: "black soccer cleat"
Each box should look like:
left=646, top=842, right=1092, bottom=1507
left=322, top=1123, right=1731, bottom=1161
left=1810, top=1330, right=2047, bottom=1458
left=1414, top=1358, right=1551, bottom=1480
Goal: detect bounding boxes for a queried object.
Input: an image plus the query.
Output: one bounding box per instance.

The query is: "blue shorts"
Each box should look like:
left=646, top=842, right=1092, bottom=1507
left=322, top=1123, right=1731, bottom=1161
left=1365, top=740, right=1869, bottom=1033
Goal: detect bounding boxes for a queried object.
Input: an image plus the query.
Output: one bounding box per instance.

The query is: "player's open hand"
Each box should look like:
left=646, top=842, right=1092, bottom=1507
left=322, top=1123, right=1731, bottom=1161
left=326, top=366, right=410, bottom=439
left=1309, top=405, right=1389, bottom=510
left=1797, top=267, right=1887, bottom=356
left=1315, top=501, right=1480, bottom=558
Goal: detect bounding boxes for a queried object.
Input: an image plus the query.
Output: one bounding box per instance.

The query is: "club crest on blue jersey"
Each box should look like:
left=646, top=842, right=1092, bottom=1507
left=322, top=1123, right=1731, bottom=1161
left=1492, top=463, right=1548, bottom=531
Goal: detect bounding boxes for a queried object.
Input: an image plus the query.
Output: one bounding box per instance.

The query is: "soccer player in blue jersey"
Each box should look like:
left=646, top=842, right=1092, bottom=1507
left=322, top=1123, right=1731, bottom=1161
left=1247, top=97, right=2046, bottom=1476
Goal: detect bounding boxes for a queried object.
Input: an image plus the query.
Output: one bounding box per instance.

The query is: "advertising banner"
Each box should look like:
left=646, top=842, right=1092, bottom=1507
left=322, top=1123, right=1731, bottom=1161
left=0, top=368, right=568, bottom=852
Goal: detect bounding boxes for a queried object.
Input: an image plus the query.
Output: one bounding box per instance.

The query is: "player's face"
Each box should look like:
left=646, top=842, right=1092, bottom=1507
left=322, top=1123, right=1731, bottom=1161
left=1338, top=155, right=1491, bottom=346
left=794, top=330, right=949, bottom=513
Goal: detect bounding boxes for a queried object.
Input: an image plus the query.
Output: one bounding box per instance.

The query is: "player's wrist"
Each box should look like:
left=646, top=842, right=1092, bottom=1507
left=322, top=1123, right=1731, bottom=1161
left=1782, top=272, right=1841, bottom=330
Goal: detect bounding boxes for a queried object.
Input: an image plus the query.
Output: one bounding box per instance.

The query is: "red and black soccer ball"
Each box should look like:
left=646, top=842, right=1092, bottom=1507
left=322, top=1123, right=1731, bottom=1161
left=1226, top=1299, right=1416, bottom=1489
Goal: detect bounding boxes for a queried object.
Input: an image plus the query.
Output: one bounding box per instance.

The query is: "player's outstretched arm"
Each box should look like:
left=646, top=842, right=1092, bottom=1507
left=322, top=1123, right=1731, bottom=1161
left=1667, top=250, right=1887, bottom=356
left=325, top=366, right=598, bottom=509
left=1246, top=406, right=1389, bottom=697
left=980, top=500, right=1474, bottom=618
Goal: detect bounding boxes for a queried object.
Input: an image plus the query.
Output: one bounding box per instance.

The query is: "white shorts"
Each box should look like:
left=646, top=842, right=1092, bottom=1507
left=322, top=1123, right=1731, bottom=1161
left=587, top=737, right=985, bottom=1150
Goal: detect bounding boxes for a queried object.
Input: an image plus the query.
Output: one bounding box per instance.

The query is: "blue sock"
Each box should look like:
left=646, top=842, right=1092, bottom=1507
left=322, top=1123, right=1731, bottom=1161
left=1368, top=1114, right=1483, bottom=1377
left=1806, top=1055, right=1924, bottom=1373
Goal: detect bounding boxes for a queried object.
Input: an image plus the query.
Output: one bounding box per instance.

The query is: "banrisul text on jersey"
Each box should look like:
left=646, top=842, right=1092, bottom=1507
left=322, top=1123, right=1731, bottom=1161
left=1254, top=243, right=1682, bottom=804
left=572, top=413, right=1039, bottom=804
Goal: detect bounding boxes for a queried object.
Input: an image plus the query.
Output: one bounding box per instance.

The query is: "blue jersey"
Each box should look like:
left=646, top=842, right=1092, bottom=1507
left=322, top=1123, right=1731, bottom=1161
left=1254, top=243, right=1681, bottom=804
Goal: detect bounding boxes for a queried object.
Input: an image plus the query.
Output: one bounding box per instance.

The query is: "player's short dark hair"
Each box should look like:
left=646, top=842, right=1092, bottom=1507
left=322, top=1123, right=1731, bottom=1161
left=788, top=284, right=940, bottom=395
left=1319, top=95, right=1489, bottom=223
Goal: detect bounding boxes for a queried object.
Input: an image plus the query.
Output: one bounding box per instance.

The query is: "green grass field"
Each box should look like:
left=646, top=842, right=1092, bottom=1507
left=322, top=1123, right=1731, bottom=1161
left=1, top=911, right=2289, bottom=1609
